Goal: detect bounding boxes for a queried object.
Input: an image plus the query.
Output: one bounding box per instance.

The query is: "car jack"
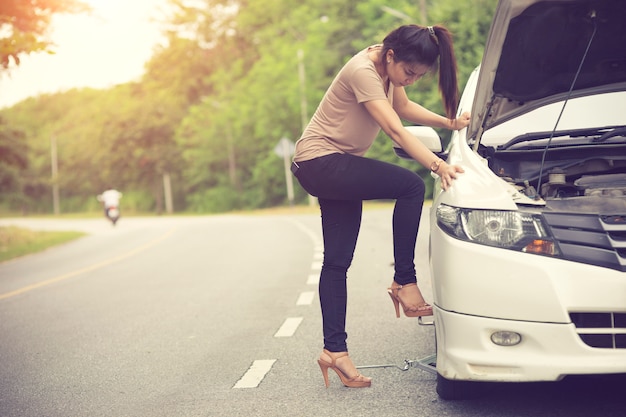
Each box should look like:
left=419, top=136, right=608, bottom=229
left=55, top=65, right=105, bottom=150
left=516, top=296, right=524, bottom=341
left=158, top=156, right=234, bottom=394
left=356, top=316, right=437, bottom=375
left=357, top=353, right=437, bottom=375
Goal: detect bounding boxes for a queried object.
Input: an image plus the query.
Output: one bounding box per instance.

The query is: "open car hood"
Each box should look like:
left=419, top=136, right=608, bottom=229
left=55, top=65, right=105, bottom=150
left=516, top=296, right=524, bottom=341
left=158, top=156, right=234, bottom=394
left=468, top=0, right=626, bottom=143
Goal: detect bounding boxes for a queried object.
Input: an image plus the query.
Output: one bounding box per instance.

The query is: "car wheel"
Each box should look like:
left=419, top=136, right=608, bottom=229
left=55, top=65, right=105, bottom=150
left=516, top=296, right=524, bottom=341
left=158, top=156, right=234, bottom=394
left=436, top=373, right=484, bottom=400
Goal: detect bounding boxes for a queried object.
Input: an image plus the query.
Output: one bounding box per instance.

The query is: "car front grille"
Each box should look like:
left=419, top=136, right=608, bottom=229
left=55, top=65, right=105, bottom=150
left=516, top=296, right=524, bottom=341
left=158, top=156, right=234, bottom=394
left=543, top=213, right=626, bottom=272
left=570, top=312, right=626, bottom=349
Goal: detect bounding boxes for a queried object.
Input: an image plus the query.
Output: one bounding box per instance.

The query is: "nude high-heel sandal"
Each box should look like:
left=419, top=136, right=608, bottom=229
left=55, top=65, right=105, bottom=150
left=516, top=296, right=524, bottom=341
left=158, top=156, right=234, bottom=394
left=387, top=282, right=433, bottom=318
left=317, top=349, right=372, bottom=388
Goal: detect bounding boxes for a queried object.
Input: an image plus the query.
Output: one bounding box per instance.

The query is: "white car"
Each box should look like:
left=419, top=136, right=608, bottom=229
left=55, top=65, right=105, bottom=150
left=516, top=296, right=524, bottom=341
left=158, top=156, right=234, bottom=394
left=400, top=0, right=626, bottom=400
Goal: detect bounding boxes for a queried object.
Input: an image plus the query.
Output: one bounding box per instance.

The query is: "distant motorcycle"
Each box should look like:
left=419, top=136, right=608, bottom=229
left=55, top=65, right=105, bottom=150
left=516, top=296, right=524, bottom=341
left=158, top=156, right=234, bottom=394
left=105, top=205, right=120, bottom=226
left=97, top=188, right=123, bottom=226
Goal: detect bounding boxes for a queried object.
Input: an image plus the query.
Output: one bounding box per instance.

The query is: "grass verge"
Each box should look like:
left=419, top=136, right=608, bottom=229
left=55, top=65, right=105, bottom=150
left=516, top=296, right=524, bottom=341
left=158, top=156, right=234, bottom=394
left=0, top=226, right=86, bottom=263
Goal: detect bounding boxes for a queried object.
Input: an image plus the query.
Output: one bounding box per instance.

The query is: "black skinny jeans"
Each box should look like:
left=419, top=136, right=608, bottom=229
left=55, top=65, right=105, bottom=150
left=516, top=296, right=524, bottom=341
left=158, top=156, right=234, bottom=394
left=292, top=153, right=425, bottom=352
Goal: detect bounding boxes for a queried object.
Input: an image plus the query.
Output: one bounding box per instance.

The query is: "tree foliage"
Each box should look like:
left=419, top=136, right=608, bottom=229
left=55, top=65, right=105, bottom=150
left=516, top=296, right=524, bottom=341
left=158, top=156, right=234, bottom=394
left=0, top=0, right=90, bottom=69
left=0, top=0, right=498, bottom=214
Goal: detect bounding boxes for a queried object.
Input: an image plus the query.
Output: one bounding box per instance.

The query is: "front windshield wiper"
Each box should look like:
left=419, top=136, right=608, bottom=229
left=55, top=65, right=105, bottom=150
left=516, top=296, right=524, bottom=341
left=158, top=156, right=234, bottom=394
left=497, top=125, right=624, bottom=150
left=592, top=125, right=626, bottom=143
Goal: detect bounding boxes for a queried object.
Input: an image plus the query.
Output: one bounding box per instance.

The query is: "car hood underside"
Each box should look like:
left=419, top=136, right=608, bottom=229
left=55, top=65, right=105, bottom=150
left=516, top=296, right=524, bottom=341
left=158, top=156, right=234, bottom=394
left=469, top=0, right=626, bottom=140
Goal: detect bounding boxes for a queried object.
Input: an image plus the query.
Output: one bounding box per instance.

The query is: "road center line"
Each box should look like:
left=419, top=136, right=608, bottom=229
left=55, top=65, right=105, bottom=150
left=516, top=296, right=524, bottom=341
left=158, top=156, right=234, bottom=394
left=274, top=317, right=303, bottom=338
left=0, top=227, right=178, bottom=301
left=296, top=291, right=315, bottom=305
left=306, top=274, right=319, bottom=285
left=233, top=359, right=277, bottom=389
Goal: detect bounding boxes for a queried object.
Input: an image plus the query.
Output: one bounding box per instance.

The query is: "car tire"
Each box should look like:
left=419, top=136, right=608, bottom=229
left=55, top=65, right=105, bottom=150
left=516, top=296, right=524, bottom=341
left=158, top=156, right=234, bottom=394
left=436, top=373, right=484, bottom=401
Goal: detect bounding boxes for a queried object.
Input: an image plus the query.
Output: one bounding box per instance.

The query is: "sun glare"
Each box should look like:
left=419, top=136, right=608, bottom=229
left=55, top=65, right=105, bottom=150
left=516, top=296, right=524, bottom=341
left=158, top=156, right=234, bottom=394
left=0, top=0, right=168, bottom=108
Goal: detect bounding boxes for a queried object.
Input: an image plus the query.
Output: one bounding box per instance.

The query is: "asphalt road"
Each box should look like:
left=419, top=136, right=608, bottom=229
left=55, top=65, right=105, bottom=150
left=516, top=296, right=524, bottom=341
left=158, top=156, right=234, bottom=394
left=0, top=208, right=624, bottom=417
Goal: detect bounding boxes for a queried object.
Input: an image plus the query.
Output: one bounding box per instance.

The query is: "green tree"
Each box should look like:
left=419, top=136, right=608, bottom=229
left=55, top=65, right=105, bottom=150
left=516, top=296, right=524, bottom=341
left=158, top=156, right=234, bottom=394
left=95, top=83, right=187, bottom=214
left=172, top=0, right=373, bottom=209
left=0, top=117, right=28, bottom=211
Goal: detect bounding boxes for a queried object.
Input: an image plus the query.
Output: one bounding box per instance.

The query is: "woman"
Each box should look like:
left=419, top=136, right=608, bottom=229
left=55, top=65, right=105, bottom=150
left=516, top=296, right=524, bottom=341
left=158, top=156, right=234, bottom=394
left=292, top=24, right=470, bottom=388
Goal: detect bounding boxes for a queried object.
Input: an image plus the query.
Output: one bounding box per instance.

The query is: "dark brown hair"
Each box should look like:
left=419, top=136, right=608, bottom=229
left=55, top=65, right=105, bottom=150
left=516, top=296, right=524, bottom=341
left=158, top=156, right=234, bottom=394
left=381, top=24, right=460, bottom=119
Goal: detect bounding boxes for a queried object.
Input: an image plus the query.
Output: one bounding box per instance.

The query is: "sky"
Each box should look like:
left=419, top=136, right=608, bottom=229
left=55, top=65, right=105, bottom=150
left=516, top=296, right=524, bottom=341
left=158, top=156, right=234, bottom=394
left=0, top=0, right=169, bottom=109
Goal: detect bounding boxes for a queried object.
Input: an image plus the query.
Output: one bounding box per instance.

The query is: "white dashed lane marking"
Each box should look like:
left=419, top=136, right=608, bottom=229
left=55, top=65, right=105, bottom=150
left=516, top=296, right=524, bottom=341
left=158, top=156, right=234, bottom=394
left=274, top=317, right=303, bottom=338
left=296, top=291, right=315, bottom=305
left=306, top=274, right=319, bottom=285
left=233, top=359, right=277, bottom=388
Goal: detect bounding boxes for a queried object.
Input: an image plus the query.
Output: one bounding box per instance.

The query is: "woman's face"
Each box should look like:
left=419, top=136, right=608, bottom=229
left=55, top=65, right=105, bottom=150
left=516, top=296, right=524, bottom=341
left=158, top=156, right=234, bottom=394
left=386, top=52, right=430, bottom=87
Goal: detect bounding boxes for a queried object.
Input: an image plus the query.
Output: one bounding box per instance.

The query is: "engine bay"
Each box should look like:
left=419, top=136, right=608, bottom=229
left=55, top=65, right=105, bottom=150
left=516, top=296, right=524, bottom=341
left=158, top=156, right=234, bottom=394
left=481, top=142, right=626, bottom=214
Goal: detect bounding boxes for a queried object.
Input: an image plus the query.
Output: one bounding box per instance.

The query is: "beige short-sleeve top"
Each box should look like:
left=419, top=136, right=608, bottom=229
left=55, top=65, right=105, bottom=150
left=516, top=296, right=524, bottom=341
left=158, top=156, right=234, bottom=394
left=294, top=46, right=393, bottom=162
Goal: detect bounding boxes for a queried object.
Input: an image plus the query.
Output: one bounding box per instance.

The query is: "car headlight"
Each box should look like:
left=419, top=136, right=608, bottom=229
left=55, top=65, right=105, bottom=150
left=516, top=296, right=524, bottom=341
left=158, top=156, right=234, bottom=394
left=436, top=204, right=560, bottom=256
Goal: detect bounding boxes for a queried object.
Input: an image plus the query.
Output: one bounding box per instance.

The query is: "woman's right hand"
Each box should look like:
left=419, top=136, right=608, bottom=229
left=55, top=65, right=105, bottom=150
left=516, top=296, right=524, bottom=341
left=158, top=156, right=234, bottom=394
left=436, top=161, right=464, bottom=191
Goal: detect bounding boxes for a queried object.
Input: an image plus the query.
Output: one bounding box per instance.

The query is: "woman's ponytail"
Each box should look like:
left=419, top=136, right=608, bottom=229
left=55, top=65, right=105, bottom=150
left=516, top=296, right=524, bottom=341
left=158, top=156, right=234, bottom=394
left=431, top=25, right=460, bottom=120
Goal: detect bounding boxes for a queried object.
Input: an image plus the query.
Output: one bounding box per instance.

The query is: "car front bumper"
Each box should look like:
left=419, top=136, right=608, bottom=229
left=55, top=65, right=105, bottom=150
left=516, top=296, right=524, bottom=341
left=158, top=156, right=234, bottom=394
left=435, top=307, right=626, bottom=382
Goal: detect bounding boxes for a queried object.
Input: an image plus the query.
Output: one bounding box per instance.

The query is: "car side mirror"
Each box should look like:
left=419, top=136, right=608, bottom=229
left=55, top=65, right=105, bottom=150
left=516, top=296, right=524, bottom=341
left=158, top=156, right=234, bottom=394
left=393, top=126, right=447, bottom=160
